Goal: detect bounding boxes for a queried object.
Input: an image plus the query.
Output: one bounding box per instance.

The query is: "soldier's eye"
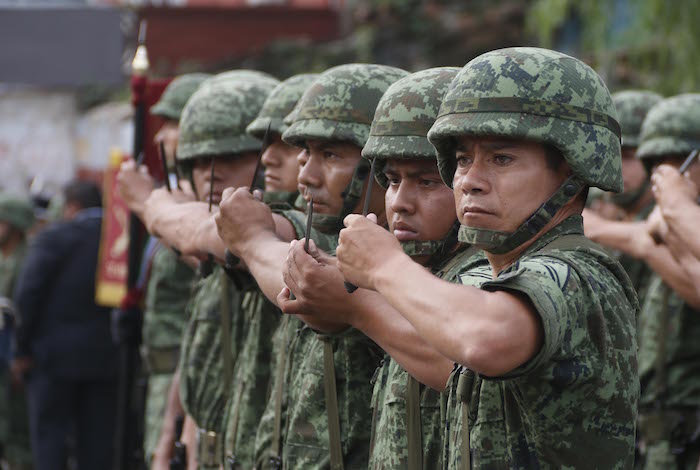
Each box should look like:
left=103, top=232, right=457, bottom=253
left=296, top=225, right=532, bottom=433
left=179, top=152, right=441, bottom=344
left=456, top=155, right=472, bottom=168
left=493, top=154, right=513, bottom=165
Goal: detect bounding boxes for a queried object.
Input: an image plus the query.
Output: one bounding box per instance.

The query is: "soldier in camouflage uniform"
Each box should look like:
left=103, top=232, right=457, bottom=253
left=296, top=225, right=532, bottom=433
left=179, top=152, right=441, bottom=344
left=357, top=67, right=462, bottom=470
left=140, top=70, right=278, bottom=469
left=583, top=90, right=662, bottom=302
left=218, top=73, right=317, bottom=469
left=0, top=194, right=34, bottom=470
left=125, top=73, right=207, bottom=466
left=215, top=63, right=408, bottom=469
left=632, top=94, right=700, bottom=470
left=337, top=47, right=639, bottom=469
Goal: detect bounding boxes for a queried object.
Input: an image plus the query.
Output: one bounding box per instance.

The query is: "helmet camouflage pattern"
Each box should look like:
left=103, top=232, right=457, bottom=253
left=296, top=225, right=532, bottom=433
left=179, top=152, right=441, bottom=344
left=246, top=73, right=319, bottom=139
left=150, top=73, right=211, bottom=121
left=428, top=47, right=623, bottom=254
left=362, top=67, right=461, bottom=188
left=282, top=63, right=409, bottom=149
left=612, top=90, right=663, bottom=148
left=282, top=64, right=409, bottom=232
left=637, top=93, right=700, bottom=163
left=176, top=74, right=278, bottom=162
left=202, top=69, right=279, bottom=90
left=429, top=47, right=623, bottom=193
left=0, top=194, right=35, bottom=232
left=363, top=67, right=462, bottom=258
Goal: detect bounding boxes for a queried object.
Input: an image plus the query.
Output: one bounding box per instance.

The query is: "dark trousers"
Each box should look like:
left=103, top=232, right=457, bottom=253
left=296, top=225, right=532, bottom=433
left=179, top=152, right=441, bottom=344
left=27, top=373, right=117, bottom=470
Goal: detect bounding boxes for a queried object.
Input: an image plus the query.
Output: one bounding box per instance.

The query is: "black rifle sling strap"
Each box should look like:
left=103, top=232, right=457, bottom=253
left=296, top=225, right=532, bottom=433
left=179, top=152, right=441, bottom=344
left=321, top=336, right=345, bottom=470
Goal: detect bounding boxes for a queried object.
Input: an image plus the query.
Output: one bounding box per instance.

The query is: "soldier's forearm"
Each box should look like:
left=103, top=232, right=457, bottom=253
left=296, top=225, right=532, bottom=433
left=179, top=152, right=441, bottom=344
left=238, top=233, right=290, bottom=306
left=662, top=201, right=700, bottom=259
left=585, top=219, right=648, bottom=259
left=350, top=289, right=454, bottom=390
left=644, top=243, right=700, bottom=308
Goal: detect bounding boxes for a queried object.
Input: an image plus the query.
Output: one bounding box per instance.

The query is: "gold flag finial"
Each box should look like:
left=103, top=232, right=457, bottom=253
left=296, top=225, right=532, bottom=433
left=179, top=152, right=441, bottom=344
left=131, top=20, right=149, bottom=76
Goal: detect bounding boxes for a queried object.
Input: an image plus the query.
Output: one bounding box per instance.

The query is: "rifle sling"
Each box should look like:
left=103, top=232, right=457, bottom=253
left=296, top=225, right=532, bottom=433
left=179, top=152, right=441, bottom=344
left=406, top=374, right=423, bottom=470
left=322, top=337, right=345, bottom=470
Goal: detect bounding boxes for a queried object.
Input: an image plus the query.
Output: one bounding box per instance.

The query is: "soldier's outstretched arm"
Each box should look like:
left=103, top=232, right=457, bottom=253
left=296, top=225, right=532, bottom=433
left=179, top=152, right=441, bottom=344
left=337, top=215, right=543, bottom=377
left=215, top=187, right=297, bottom=304
left=278, top=237, right=454, bottom=389
left=584, top=208, right=700, bottom=306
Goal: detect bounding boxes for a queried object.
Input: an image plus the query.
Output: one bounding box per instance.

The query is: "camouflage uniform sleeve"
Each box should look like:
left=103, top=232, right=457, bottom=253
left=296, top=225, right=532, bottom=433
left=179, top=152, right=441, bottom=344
left=475, top=256, right=582, bottom=379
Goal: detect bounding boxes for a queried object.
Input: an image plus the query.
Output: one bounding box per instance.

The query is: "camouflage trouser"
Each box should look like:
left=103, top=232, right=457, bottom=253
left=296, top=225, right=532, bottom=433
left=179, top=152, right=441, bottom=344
left=0, top=367, right=34, bottom=469
left=143, top=373, right=174, bottom=464
left=638, top=439, right=700, bottom=470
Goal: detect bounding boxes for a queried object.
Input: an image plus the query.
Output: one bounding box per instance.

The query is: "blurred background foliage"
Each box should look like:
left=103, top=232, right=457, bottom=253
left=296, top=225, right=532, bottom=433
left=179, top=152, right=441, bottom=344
left=78, top=0, right=699, bottom=108
left=527, top=0, right=700, bottom=95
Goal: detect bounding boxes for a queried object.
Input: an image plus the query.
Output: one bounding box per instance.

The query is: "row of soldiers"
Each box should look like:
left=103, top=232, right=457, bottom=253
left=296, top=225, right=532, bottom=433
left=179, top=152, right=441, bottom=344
left=68, top=45, right=700, bottom=469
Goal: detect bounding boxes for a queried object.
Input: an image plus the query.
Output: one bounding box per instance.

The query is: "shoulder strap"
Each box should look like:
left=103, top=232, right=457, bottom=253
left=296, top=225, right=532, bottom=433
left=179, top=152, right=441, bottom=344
left=406, top=375, right=423, bottom=470
left=271, top=316, right=291, bottom=468
left=321, top=336, right=345, bottom=470
left=537, top=233, right=603, bottom=254
left=457, top=370, right=474, bottom=470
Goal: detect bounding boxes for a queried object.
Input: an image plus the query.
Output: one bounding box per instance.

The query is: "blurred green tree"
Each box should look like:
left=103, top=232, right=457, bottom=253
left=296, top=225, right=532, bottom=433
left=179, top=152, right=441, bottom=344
left=527, top=0, right=700, bottom=95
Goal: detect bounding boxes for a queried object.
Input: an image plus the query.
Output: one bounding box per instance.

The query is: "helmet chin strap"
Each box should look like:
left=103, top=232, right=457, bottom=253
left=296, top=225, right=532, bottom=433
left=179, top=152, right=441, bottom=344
left=458, top=175, right=585, bottom=254
left=309, top=159, right=371, bottom=234
left=400, top=220, right=460, bottom=260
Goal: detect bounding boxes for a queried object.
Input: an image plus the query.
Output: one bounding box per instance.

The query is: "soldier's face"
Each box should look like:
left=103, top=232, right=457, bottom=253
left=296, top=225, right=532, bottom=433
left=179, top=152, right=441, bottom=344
left=191, top=152, right=259, bottom=204
left=262, top=136, right=302, bottom=193
left=296, top=140, right=363, bottom=215
left=621, top=147, right=647, bottom=193
left=453, top=136, right=570, bottom=233
left=383, top=159, right=456, bottom=258
left=154, top=120, right=180, bottom=164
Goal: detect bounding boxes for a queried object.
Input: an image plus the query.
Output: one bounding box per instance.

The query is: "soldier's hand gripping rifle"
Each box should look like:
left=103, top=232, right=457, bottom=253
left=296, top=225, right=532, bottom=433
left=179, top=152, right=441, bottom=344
left=288, top=194, right=313, bottom=301
left=344, top=157, right=377, bottom=293
left=223, top=123, right=273, bottom=272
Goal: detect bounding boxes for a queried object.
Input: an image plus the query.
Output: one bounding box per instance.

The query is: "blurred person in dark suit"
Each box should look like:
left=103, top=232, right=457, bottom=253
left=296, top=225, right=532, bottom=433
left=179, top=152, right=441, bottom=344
left=12, top=180, right=118, bottom=470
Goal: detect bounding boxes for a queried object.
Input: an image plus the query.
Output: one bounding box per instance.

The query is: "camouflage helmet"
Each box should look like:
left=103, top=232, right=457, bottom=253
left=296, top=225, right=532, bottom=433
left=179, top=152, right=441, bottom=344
left=429, top=47, right=622, bottom=193
left=282, top=64, right=409, bottom=232
left=612, top=90, right=663, bottom=148
left=362, top=67, right=461, bottom=258
left=0, top=194, right=35, bottom=232
left=282, top=64, right=409, bottom=149
left=246, top=74, right=319, bottom=139
left=176, top=75, right=278, bottom=162
left=150, top=73, right=211, bottom=121
left=428, top=47, right=622, bottom=254
left=202, top=69, right=279, bottom=90
left=637, top=94, right=700, bottom=168
left=362, top=67, right=460, bottom=188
